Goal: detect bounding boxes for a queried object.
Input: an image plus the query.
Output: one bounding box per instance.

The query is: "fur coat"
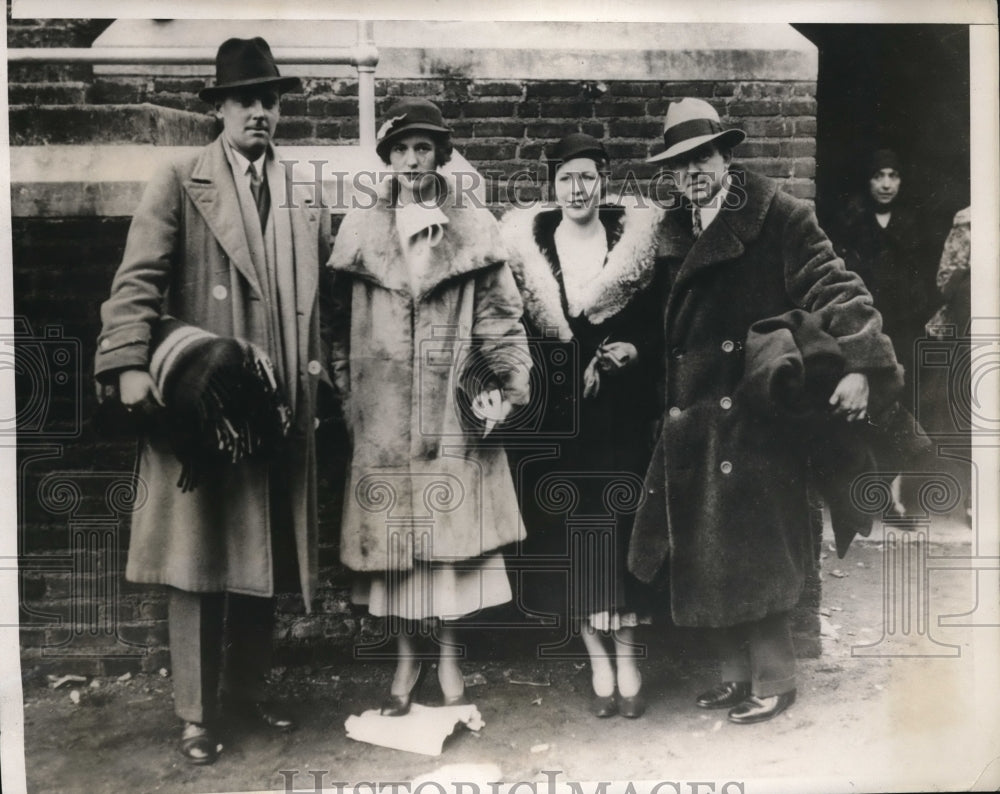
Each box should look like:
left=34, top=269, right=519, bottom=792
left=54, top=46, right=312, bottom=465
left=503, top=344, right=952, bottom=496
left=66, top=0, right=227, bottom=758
left=588, top=169, right=901, bottom=628
left=327, top=176, right=531, bottom=573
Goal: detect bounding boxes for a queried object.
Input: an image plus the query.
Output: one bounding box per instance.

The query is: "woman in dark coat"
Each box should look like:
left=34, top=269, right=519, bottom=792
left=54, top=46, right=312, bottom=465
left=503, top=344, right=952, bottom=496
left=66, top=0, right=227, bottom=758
left=500, top=134, right=662, bottom=718
left=830, top=149, right=936, bottom=514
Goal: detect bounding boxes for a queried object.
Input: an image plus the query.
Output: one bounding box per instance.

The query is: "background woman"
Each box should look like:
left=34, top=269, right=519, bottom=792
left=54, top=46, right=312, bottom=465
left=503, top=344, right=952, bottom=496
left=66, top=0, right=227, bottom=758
left=500, top=134, right=662, bottom=718
left=328, top=99, right=531, bottom=714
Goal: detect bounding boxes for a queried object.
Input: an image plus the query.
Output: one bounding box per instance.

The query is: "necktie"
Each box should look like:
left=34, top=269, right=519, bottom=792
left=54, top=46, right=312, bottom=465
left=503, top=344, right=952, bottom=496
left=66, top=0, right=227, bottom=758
left=691, top=205, right=703, bottom=238
left=249, top=162, right=270, bottom=230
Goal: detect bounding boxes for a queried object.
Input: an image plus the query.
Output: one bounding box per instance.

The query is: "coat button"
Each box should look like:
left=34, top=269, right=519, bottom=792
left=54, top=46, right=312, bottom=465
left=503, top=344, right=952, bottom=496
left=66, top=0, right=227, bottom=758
left=212, top=285, right=228, bottom=301
left=669, top=406, right=682, bottom=418
left=721, top=340, right=735, bottom=353
left=720, top=460, right=733, bottom=474
left=307, top=360, right=321, bottom=375
left=671, top=347, right=684, bottom=360
left=720, top=396, right=733, bottom=410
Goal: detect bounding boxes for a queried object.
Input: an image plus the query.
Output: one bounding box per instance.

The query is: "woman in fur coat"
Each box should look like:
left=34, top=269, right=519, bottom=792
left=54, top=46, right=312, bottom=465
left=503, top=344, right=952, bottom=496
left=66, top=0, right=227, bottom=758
left=327, top=99, right=531, bottom=714
left=500, top=134, right=663, bottom=718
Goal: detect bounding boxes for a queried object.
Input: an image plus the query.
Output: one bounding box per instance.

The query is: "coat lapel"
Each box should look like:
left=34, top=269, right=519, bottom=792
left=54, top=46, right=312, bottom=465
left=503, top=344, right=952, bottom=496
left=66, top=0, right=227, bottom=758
left=673, top=169, right=778, bottom=288
left=277, top=154, right=322, bottom=363
left=576, top=203, right=666, bottom=324
left=499, top=205, right=573, bottom=341
left=183, top=137, right=263, bottom=299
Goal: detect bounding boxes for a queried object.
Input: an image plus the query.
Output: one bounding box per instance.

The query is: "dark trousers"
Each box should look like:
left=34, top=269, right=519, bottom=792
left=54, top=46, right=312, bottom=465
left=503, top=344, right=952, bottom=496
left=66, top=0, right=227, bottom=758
left=711, top=611, right=796, bottom=698
left=168, top=588, right=275, bottom=724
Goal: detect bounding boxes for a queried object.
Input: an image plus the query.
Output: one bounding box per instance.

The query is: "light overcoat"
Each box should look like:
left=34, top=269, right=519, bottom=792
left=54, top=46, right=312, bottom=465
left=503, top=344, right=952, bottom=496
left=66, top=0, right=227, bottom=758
left=328, top=179, right=531, bottom=573
left=94, top=136, right=332, bottom=605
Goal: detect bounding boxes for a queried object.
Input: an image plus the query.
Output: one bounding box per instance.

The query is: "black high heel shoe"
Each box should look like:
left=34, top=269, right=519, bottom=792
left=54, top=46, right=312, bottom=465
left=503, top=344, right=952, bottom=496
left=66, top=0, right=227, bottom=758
left=380, top=662, right=425, bottom=717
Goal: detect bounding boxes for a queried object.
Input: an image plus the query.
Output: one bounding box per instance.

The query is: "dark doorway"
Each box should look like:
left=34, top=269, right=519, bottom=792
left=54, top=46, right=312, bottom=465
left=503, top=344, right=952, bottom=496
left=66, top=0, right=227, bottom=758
left=793, top=24, right=970, bottom=250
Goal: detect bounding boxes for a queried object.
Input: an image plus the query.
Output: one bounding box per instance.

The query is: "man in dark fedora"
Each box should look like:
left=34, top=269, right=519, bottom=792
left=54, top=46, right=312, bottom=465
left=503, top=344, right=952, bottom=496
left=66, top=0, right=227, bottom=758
left=587, top=97, right=901, bottom=723
left=95, top=37, right=332, bottom=763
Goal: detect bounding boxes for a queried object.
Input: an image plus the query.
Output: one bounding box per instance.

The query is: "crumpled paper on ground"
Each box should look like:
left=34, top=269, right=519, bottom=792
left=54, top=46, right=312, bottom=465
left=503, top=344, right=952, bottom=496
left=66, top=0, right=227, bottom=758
left=344, top=703, right=484, bottom=756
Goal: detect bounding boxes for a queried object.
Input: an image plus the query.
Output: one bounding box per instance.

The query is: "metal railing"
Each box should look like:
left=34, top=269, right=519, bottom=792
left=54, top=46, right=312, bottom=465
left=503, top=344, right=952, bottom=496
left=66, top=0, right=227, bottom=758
left=7, top=20, right=379, bottom=150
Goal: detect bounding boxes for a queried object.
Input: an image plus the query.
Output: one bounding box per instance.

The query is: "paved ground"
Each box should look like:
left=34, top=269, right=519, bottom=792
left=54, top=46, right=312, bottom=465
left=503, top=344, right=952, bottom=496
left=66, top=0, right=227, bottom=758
left=14, top=515, right=1000, bottom=794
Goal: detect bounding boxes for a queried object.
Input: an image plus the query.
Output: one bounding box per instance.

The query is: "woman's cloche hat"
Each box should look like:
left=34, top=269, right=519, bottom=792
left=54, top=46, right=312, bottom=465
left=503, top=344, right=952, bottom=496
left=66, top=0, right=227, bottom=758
left=375, top=98, right=452, bottom=160
left=198, top=37, right=300, bottom=102
left=545, top=132, right=610, bottom=181
left=647, top=98, right=746, bottom=164
left=545, top=133, right=609, bottom=168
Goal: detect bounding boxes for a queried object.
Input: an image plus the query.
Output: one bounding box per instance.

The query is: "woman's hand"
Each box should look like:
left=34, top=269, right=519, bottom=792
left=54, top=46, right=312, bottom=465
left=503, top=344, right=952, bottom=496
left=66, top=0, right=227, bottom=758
left=829, top=372, right=869, bottom=422
left=118, top=369, right=165, bottom=415
left=596, top=341, right=638, bottom=373
left=472, top=388, right=512, bottom=437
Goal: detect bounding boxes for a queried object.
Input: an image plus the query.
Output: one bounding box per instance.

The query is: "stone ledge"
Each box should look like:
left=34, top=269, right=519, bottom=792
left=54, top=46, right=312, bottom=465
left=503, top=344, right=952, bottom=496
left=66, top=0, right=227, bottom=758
left=8, top=103, right=217, bottom=146
left=9, top=144, right=482, bottom=217
left=91, top=20, right=817, bottom=82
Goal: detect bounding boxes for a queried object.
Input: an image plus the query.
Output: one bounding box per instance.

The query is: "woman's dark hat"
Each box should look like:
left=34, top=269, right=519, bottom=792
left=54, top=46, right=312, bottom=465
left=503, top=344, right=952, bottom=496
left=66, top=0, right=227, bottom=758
left=868, top=148, right=901, bottom=177
left=647, top=98, right=746, bottom=164
left=545, top=133, right=609, bottom=179
left=198, top=37, right=300, bottom=102
left=375, top=98, right=451, bottom=160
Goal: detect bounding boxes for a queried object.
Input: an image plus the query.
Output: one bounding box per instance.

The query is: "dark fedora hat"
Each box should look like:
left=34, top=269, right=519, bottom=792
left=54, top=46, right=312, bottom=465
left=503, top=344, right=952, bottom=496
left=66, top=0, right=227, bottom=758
left=647, top=98, right=746, bottom=164
left=375, top=98, right=452, bottom=160
left=198, top=37, right=300, bottom=103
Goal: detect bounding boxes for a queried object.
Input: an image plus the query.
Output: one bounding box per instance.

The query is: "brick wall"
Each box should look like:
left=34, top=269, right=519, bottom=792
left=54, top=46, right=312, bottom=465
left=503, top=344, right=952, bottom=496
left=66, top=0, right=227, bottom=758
left=10, top=16, right=820, bottom=677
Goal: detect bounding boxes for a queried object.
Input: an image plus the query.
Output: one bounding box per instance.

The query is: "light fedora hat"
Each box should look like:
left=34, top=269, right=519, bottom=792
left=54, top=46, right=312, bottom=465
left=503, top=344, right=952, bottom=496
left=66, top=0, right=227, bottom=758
left=647, top=98, right=746, bottom=164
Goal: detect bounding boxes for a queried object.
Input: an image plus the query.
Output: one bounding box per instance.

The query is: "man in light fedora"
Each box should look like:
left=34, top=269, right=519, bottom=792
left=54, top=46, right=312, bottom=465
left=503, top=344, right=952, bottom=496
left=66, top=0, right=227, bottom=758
left=587, top=97, right=901, bottom=723
left=95, top=37, right=333, bottom=763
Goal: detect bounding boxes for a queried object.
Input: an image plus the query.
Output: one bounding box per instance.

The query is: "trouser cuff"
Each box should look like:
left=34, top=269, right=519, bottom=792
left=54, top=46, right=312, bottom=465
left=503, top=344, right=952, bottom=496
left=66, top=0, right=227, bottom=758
left=752, top=675, right=796, bottom=698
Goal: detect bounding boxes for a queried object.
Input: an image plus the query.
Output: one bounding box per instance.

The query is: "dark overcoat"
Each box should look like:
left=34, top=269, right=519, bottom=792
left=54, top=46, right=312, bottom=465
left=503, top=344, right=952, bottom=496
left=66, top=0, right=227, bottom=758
left=830, top=197, right=934, bottom=384
left=94, top=137, right=332, bottom=605
left=327, top=177, right=531, bottom=573
left=593, top=169, right=899, bottom=628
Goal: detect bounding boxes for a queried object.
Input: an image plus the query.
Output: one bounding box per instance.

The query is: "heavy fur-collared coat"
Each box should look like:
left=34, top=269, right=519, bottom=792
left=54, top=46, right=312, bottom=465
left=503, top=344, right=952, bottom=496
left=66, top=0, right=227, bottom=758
left=328, top=177, right=531, bottom=573
left=585, top=169, right=900, bottom=628
left=94, top=137, right=332, bottom=604
left=499, top=202, right=664, bottom=619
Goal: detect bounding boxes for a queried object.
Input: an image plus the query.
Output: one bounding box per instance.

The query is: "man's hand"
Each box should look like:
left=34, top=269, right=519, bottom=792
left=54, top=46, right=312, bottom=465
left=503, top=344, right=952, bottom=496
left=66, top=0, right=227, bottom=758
left=119, top=369, right=165, bottom=415
left=829, top=372, right=869, bottom=422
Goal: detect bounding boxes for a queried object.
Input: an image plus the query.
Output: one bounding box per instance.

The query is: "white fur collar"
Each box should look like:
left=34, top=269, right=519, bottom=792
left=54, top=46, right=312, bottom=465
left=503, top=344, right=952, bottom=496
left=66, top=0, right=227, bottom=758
left=499, top=201, right=664, bottom=337
left=500, top=205, right=574, bottom=341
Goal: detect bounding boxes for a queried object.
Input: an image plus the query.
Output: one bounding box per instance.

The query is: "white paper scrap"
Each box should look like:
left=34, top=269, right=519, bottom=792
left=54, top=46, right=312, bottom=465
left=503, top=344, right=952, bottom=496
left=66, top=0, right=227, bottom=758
left=344, top=703, right=484, bottom=756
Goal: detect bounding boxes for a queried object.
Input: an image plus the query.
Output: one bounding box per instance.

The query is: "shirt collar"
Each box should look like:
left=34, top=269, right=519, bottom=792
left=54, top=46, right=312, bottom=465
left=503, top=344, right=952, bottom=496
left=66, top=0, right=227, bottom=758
left=222, top=136, right=268, bottom=177
left=698, top=183, right=730, bottom=230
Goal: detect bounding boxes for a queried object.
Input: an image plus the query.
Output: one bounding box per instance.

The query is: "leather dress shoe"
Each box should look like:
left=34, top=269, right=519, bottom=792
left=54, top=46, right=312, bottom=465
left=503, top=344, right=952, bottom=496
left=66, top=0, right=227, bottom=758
left=727, top=690, right=796, bottom=724
left=381, top=662, right=425, bottom=717
left=224, top=697, right=296, bottom=731
left=591, top=693, right=617, bottom=718
left=695, top=681, right=751, bottom=709
left=179, top=722, right=221, bottom=765
left=618, top=691, right=646, bottom=719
